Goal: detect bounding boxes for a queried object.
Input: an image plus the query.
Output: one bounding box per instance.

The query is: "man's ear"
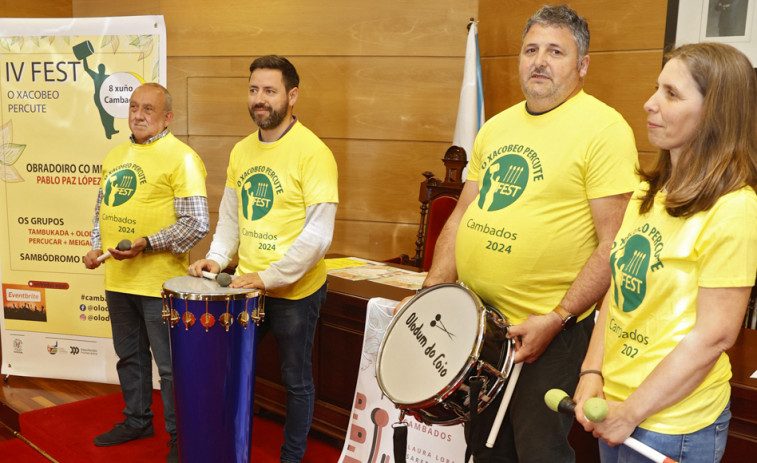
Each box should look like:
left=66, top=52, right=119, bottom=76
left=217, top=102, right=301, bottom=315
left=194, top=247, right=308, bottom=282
left=578, top=55, right=590, bottom=79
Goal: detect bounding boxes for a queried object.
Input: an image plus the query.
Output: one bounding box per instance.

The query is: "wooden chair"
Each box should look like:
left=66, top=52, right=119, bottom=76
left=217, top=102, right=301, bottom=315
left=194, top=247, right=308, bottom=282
left=392, top=146, right=468, bottom=270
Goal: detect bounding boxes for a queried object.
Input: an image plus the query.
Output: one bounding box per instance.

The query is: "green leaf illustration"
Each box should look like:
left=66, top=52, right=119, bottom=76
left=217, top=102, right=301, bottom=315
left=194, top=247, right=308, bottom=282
left=0, top=143, right=26, bottom=166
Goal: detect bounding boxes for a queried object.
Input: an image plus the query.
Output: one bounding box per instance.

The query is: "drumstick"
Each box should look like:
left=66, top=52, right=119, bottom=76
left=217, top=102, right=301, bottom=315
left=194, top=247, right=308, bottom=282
left=202, top=270, right=218, bottom=280
left=544, top=389, right=678, bottom=463
left=96, top=239, right=132, bottom=262
left=201, top=270, right=233, bottom=287
left=485, top=361, right=523, bottom=448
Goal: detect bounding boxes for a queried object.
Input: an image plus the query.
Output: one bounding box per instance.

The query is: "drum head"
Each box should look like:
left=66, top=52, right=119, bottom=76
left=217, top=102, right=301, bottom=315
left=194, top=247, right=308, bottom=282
left=377, top=284, right=483, bottom=405
left=162, top=275, right=258, bottom=301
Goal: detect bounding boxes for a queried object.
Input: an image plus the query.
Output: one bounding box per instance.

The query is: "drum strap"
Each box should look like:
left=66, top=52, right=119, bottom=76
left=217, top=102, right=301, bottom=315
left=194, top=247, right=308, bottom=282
left=465, top=376, right=485, bottom=462
left=393, top=423, right=408, bottom=463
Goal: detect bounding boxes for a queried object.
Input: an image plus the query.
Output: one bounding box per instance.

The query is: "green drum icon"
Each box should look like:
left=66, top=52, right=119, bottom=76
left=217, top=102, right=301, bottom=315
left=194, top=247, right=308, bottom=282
left=73, top=40, right=94, bottom=60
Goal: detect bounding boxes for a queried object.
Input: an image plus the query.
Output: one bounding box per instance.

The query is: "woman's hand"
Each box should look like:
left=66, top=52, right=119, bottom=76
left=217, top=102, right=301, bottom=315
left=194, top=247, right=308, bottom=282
left=573, top=373, right=605, bottom=432
left=589, top=400, right=640, bottom=446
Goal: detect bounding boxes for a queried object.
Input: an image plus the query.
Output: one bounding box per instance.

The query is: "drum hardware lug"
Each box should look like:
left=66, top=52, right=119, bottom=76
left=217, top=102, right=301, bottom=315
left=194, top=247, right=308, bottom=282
left=219, top=312, right=234, bottom=331
left=237, top=310, right=250, bottom=329
left=169, top=309, right=180, bottom=328
left=161, top=294, right=171, bottom=324
left=250, top=292, right=265, bottom=325
left=163, top=295, right=180, bottom=328
left=200, top=313, right=215, bottom=331
left=182, top=311, right=195, bottom=330
left=200, top=299, right=215, bottom=331
left=217, top=298, right=234, bottom=332
left=182, top=299, right=195, bottom=330
left=479, top=360, right=506, bottom=379
left=476, top=360, right=495, bottom=376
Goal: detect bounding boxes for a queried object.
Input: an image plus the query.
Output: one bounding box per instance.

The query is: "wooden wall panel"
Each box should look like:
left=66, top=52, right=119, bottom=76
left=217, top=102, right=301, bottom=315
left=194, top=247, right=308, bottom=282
left=160, top=0, right=476, bottom=57
left=584, top=51, right=662, bottom=152
left=186, top=136, right=239, bottom=212
left=187, top=77, right=250, bottom=136
left=482, top=51, right=662, bottom=153
left=0, top=0, right=72, bottom=17
left=184, top=57, right=464, bottom=142
left=71, top=0, right=158, bottom=16
left=327, top=139, right=452, bottom=223
left=479, top=0, right=668, bottom=56
left=331, top=221, right=419, bottom=262
left=167, top=57, right=250, bottom=136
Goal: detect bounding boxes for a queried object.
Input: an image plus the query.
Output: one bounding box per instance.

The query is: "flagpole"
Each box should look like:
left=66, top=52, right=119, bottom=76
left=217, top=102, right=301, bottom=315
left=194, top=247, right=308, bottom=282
left=453, top=18, right=485, bottom=174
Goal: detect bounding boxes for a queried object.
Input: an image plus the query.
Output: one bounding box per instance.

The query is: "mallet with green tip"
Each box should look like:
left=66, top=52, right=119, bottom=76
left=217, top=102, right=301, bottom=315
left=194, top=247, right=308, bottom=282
left=544, top=389, right=678, bottom=463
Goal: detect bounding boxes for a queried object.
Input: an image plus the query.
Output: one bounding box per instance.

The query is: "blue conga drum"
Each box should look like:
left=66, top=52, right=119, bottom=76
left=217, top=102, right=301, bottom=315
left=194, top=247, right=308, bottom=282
left=161, top=275, right=264, bottom=463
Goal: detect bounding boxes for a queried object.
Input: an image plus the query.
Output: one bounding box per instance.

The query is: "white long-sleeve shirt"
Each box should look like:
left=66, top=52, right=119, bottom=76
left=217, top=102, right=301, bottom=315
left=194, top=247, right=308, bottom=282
left=205, top=186, right=336, bottom=290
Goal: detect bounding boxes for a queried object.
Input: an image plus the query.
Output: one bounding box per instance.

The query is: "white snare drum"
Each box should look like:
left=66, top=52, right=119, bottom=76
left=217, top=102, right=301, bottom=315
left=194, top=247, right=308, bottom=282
left=376, top=283, right=515, bottom=425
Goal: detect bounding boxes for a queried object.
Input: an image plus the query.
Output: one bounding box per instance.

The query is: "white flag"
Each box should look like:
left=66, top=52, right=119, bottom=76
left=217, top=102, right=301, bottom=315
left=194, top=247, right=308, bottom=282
left=452, top=20, right=485, bottom=162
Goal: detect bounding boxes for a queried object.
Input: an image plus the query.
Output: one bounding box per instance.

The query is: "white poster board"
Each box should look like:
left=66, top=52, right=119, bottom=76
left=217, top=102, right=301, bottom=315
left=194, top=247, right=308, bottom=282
left=338, top=297, right=468, bottom=463
left=1, top=16, right=166, bottom=384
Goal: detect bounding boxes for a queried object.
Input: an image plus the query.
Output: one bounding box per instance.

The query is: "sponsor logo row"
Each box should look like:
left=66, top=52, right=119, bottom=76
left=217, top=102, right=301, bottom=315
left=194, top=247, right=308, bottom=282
left=12, top=338, right=99, bottom=357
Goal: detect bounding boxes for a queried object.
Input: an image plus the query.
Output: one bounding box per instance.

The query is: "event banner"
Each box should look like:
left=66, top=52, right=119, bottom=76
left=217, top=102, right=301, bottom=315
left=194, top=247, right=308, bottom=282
left=339, top=298, right=468, bottom=463
left=0, top=16, right=166, bottom=383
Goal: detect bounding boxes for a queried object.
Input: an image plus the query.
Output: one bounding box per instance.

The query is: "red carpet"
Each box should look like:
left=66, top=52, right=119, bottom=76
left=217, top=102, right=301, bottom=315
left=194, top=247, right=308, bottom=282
left=12, top=392, right=341, bottom=462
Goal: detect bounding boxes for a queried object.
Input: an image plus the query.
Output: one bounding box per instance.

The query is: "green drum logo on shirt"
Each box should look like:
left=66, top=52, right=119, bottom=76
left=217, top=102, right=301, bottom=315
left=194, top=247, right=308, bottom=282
left=610, top=234, right=650, bottom=312
left=242, top=173, right=274, bottom=220
left=477, top=154, right=528, bottom=211
left=103, top=170, right=138, bottom=206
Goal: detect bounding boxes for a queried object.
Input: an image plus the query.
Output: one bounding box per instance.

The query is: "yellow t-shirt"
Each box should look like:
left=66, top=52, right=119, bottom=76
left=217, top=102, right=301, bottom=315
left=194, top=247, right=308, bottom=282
left=99, top=133, right=207, bottom=297
left=603, top=184, right=757, bottom=434
left=226, top=121, right=339, bottom=300
left=456, top=91, right=638, bottom=324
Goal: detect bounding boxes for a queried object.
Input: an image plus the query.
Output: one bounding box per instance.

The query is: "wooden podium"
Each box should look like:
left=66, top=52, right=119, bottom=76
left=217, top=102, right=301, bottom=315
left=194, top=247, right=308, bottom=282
left=252, top=272, right=415, bottom=441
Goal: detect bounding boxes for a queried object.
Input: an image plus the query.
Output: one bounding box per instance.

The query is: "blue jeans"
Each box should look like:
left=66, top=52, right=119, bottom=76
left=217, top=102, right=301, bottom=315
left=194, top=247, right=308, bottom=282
left=599, top=403, right=731, bottom=463
left=258, top=282, right=327, bottom=463
left=105, top=291, right=176, bottom=437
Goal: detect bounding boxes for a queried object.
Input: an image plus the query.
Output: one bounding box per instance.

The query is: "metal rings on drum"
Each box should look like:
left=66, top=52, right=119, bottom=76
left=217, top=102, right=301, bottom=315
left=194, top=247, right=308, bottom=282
left=161, top=275, right=265, bottom=331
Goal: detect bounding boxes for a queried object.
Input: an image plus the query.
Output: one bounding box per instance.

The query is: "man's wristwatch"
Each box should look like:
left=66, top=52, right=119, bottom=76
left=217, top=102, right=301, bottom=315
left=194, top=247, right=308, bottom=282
left=552, top=304, right=576, bottom=330
left=143, top=236, right=152, bottom=253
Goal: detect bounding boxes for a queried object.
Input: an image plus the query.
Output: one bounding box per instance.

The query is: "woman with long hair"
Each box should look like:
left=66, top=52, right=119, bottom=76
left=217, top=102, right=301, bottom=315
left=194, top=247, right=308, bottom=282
left=574, top=42, right=757, bottom=463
